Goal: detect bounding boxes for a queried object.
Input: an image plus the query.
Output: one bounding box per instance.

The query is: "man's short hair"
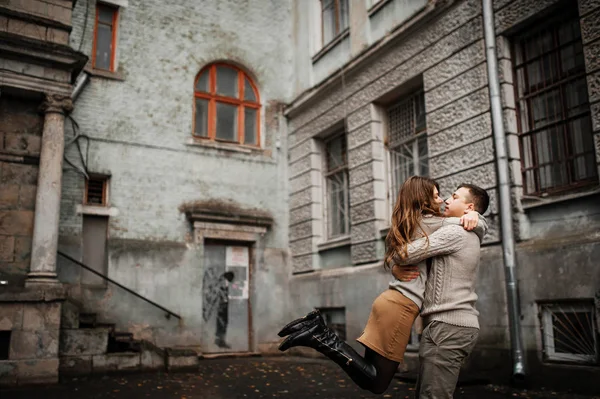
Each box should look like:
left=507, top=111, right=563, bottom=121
left=458, top=183, right=489, bottom=214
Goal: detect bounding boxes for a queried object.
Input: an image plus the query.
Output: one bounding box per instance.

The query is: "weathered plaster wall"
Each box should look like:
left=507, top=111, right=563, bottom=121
left=59, top=0, right=294, bottom=351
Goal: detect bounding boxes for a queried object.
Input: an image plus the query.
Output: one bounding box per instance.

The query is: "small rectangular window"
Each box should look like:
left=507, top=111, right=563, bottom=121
left=85, top=176, right=109, bottom=206
left=93, top=3, right=118, bottom=71
left=321, top=0, right=349, bottom=45
left=318, top=307, right=346, bottom=341
left=540, top=301, right=598, bottom=364
left=387, top=89, right=429, bottom=205
left=513, top=11, right=596, bottom=195
left=324, top=133, right=350, bottom=238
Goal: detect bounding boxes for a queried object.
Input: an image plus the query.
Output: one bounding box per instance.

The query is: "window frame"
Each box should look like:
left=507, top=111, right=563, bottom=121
left=92, top=3, right=119, bottom=72
left=84, top=175, right=109, bottom=207
left=323, top=132, right=350, bottom=239
left=540, top=302, right=598, bottom=365
left=320, top=0, right=349, bottom=46
left=512, top=13, right=597, bottom=196
left=193, top=63, right=261, bottom=147
left=386, top=89, right=429, bottom=207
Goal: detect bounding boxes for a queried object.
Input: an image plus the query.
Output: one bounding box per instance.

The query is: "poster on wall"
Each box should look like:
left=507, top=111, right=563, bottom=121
left=226, top=246, right=249, bottom=299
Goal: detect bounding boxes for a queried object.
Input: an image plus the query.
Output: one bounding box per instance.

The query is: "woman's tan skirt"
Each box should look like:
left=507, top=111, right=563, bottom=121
left=356, top=289, right=420, bottom=363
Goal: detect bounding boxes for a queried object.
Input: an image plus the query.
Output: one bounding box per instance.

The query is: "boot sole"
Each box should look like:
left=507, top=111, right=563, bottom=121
left=278, top=334, right=295, bottom=351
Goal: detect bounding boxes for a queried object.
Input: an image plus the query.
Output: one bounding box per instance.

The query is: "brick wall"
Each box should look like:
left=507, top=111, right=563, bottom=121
left=0, top=96, right=42, bottom=286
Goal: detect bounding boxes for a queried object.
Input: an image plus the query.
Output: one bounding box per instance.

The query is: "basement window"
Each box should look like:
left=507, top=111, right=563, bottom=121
left=84, top=176, right=109, bottom=206
left=318, top=307, right=346, bottom=341
left=0, top=331, right=11, bottom=360
left=540, top=301, right=598, bottom=364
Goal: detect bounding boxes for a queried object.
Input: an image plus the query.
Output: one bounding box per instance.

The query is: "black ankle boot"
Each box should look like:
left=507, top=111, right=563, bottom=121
left=278, top=322, right=376, bottom=390
left=278, top=310, right=323, bottom=337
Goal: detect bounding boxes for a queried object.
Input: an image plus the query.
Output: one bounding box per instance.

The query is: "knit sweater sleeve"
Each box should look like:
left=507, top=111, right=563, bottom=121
left=443, top=214, right=488, bottom=242
left=395, top=224, right=466, bottom=266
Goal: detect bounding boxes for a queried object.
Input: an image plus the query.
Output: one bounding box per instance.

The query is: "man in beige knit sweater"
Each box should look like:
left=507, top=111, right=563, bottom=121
left=392, top=183, right=490, bottom=399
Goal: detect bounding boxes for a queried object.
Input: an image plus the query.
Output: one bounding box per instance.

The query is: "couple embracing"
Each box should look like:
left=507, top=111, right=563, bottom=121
left=278, top=176, right=490, bottom=398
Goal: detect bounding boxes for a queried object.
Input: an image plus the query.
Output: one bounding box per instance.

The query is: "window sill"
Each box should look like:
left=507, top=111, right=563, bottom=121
left=312, top=28, right=350, bottom=64
left=317, top=235, right=351, bottom=252
left=521, top=186, right=600, bottom=210
left=185, top=137, right=264, bottom=154
left=368, top=0, right=394, bottom=17
left=76, top=204, right=119, bottom=217
left=85, top=66, right=125, bottom=81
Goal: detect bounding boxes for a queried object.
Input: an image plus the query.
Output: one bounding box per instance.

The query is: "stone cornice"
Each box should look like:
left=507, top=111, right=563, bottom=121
left=0, top=31, right=88, bottom=83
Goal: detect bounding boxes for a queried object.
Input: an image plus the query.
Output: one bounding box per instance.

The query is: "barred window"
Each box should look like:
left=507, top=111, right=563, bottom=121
left=387, top=90, right=428, bottom=204
left=514, top=13, right=596, bottom=196
left=540, top=302, right=598, bottom=364
left=324, top=133, right=350, bottom=238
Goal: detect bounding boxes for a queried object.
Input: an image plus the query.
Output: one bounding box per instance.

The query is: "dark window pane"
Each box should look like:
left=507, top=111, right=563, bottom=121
left=338, top=0, right=349, bottom=31
left=326, top=135, right=347, bottom=171
left=244, top=77, right=256, bottom=102
left=322, top=1, right=336, bottom=44
left=95, top=24, right=112, bottom=70
left=98, top=7, right=114, bottom=24
left=216, top=102, right=238, bottom=141
left=244, top=108, right=257, bottom=145
left=216, top=66, right=238, bottom=98
left=195, top=70, right=209, bottom=92
left=194, top=99, right=209, bottom=137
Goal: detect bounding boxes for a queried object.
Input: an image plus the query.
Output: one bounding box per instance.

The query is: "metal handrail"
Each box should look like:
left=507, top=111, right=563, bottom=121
left=57, top=251, right=181, bottom=320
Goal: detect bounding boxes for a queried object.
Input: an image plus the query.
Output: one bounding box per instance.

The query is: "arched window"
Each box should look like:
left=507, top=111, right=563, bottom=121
left=193, top=64, right=260, bottom=146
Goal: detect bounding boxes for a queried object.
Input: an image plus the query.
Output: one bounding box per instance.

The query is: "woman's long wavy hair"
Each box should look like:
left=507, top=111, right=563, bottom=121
left=384, top=176, right=442, bottom=270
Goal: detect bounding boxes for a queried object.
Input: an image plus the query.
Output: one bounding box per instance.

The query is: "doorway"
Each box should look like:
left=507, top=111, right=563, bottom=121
left=201, top=243, right=251, bottom=353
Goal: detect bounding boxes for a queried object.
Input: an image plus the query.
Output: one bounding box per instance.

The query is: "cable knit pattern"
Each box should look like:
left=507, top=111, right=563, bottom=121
left=395, top=223, right=485, bottom=329
left=388, top=216, right=487, bottom=309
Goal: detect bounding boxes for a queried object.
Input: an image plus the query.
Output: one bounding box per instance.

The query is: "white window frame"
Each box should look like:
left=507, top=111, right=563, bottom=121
left=322, top=132, right=350, bottom=240
left=540, top=302, right=598, bottom=364
left=385, top=89, right=429, bottom=209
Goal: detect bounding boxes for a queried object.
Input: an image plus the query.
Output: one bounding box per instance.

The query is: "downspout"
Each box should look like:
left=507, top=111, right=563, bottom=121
left=482, top=0, right=526, bottom=381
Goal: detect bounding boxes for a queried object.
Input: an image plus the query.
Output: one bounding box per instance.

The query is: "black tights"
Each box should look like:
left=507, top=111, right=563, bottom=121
left=346, top=347, right=399, bottom=395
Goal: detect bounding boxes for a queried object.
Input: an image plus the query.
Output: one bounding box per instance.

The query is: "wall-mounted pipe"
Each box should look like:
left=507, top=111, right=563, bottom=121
left=482, top=0, right=526, bottom=381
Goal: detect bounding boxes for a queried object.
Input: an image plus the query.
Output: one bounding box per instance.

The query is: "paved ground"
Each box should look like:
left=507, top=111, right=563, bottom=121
left=2, top=357, right=599, bottom=399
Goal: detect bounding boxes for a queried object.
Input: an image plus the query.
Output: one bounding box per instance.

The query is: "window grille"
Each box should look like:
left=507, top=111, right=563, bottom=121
left=513, top=13, right=596, bottom=195
left=85, top=176, right=108, bottom=206
left=387, top=90, right=428, bottom=205
left=324, top=133, right=350, bottom=238
left=540, top=302, right=598, bottom=364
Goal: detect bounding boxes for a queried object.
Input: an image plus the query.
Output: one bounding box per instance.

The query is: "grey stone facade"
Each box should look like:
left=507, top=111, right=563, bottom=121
left=287, top=0, right=600, bottom=392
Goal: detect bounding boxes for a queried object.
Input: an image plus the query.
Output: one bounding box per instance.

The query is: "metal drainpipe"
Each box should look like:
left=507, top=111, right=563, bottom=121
left=482, top=0, right=526, bottom=380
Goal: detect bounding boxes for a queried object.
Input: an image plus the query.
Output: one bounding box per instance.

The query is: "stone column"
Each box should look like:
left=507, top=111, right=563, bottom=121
left=26, top=93, right=73, bottom=288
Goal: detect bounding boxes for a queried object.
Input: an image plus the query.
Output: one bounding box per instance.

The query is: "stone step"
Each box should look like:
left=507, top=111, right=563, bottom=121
left=165, top=347, right=200, bottom=371
left=60, top=352, right=145, bottom=376
left=60, top=300, right=80, bottom=329
left=59, top=327, right=110, bottom=356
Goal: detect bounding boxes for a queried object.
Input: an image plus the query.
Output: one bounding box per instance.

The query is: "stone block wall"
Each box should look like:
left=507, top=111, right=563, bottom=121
left=287, top=0, right=600, bottom=391
left=0, top=96, right=42, bottom=286
left=0, top=299, right=62, bottom=385
left=0, top=0, right=73, bottom=46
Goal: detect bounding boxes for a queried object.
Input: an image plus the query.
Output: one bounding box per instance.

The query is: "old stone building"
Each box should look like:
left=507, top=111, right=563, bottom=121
left=287, top=0, right=600, bottom=393
left=0, top=0, right=87, bottom=384
left=0, top=0, right=598, bottom=393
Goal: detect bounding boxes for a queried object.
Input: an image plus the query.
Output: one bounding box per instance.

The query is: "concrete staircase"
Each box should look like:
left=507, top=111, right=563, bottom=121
left=59, top=299, right=198, bottom=376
